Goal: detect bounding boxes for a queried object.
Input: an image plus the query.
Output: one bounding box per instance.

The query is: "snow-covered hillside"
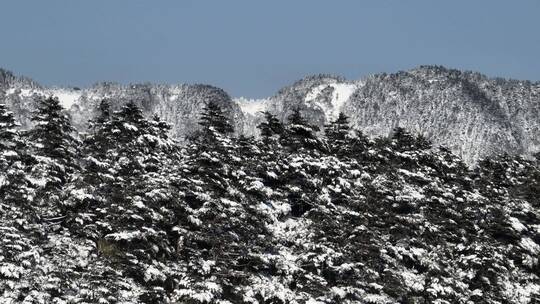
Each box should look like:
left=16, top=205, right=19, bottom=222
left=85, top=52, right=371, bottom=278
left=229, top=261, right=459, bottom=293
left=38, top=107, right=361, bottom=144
left=1, top=66, right=539, bottom=163
left=235, top=97, right=269, bottom=116
left=304, top=82, right=358, bottom=120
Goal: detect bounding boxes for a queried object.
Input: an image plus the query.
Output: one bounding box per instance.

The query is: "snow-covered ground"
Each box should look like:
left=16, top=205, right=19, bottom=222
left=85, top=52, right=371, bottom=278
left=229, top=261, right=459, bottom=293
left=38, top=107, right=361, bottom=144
left=305, top=82, right=358, bottom=121
left=47, top=89, right=82, bottom=109
left=3, top=86, right=82, bottom=109
left=235, top=97, right=269, bottom=116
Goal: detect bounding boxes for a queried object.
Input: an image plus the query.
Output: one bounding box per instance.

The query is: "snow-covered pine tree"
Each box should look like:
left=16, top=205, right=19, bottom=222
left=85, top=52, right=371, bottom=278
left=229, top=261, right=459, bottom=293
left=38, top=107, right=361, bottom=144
left=65, top=101, right=182, bottom=301
left=391, top=126, right=431, bottom=152
left=94, top=99, right=112, bottom=126
left=257, top=111, right=284, bottom=146
left=235, top=134, right=259, bottom=160
left=0, top=103, right=19, bottom=153
left=391, top=127, right=417, bottom=152
left=85, top=99, right=112, bottom=157
left=255, top=111, right=285, bottom=182
left=77, top=100, right=174, bottom=212
left=0, top=104, right=46, bottom=303
left=324, top=112, right=353, bottom=157
left=191, top=101, right=235, bottom=191
left=198, top=101, right=233, bottom=137
left=195, top=100, right=234, bottom=154
left=281, top=107, right=322, bottom=152
left=0, top=103, right=32, bottom=205
left=28, top=96, right=79, bottom=192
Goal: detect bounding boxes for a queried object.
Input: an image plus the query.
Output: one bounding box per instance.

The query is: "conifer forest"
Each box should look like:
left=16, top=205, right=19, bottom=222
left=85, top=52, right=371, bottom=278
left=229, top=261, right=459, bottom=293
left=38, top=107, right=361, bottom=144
left=1, top=96, right=539, bottom=303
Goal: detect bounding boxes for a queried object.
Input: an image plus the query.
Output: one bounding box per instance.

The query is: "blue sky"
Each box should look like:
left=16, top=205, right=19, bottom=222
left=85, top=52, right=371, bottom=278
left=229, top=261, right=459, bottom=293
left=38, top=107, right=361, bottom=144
left=1, top=0, right=539, bottom=97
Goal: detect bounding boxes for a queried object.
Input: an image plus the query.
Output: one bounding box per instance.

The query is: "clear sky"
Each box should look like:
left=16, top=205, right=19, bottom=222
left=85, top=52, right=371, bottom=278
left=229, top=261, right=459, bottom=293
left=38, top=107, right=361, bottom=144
left=1, top=0, right=539, bottom=98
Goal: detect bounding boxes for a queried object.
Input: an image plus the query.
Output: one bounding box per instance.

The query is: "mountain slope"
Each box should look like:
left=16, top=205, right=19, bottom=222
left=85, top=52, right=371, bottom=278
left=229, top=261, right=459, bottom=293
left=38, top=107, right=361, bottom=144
left=0, top=70, right=245, bottom=142
left=239, top=67, right=540, bottom=163
left=2, top=66, right=540, bottom=163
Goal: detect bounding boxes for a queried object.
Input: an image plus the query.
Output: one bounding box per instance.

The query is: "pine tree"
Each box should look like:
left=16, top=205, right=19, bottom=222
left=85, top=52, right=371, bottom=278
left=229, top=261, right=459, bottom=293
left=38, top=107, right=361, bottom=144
left=198, top=101, right=234, bottom=139
left=0, top=103, right=19, bottom=153
left=257, top=111, right=284, bottom=145
left=281, top=107, right=321, bottom=152
left=192, top=101, right=236, bottom=178
left=391, top=127, right=416, bottom=151
left=235, top=134, right=259, bottom=160
left=324, top=112, right=352, bottom=156
left=85, top=99, right=112, bottom=158
left=149, top=114, right=172, bottom=141
left=391, top=127, right=432, bottom=152
left=28, top=96, right=78, bottom=191
left=71, top=101, right=178, bottom=269
left=92, top=99, right=111, bottom=127
left=0, top=103, right=31, bottom=204
left=81, top=101, right=173, bottom=195
left=415, top=133, right=432, bottom=150
left=110, top=101, right=147, bottom=147
left=188, top=101, right=236, bottom=196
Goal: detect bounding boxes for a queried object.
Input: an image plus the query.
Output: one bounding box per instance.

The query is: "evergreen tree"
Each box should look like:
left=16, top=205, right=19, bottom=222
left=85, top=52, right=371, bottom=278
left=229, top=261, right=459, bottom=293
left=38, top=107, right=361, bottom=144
left=0, top=103, right=31, bottom=204
left=391, top=127, right=416, bottom=151
left=281, top=107, right=321, bottom=152
left=257, top=111, right=284, bottom=145
left=187, top=101, right=236, bottom=197
left=415, top=133, right=432, bottom=150
left=391, top=126, right=432, bottom=152
left=110, top=101, right=148, bottom=147
left=534, top=151, right=540, bottom=163
left=235, top=134, right=259, bottom=160
left=92, top=99, right=112, bottom=128
left=80, top=101, right=173, bottom=196
left=198, top=101, right=234, bottom=143
left=324, top=112, right=353, bottom=156
left=70, top=101, right=177, bottom=268
left=84, top=99, right=112, bottom=158
left=149, top=114, right=172, bottom=141
left=28, top=96, right=78, bottom=191
left=0, top=103, right=19, bottom=152
left=192, top=101, right=235, bottom=181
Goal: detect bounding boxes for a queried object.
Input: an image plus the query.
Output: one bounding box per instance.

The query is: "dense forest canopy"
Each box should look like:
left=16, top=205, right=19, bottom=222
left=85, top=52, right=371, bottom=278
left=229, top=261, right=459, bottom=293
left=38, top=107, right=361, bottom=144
left=0, top=97, right=539, bottom=303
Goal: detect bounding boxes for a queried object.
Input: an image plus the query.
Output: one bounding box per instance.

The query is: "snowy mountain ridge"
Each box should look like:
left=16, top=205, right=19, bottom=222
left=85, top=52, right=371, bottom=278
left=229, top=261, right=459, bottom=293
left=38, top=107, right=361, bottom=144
left=2, top=66, right=540, bottom=163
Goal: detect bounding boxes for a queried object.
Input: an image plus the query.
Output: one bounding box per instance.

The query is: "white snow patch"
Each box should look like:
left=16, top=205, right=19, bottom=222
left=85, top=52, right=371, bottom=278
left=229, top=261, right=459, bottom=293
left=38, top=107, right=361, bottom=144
left=4, top=87, right=41, bottom=98
left=49, top=89, right=82, bottom=109
left=105, top=231, right=142, bottom=241
left=304, top=84, right=328, bottom=101
left=0, top=263, right=23, bottom=279
left=2, top=150, right=18, bottom=157
left=201, top=260, right=215, bottom=275
left=167, top=86, right=185, bottom=101
left=235, top=97, right=269, bottom=116
left=508, top=217, right=526, bottom=232
left=6, top=86, right=82, bottom=109
left=19, top=88, right=35, bottom=97
left=401, top=270, right=425, bottom=292
left=520, top=237, right=540, bottom=254
left=331, top=286, right=348, bottom=298
left=144, top=265, right=166, bottom=282
left=304, top=83, right=358, bottom=120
